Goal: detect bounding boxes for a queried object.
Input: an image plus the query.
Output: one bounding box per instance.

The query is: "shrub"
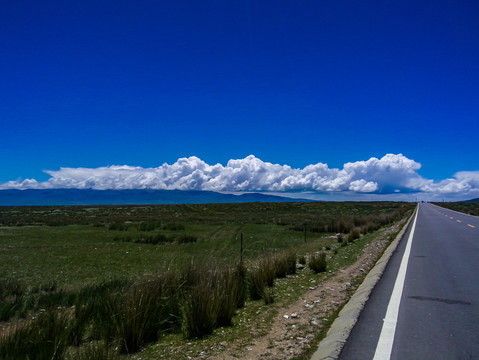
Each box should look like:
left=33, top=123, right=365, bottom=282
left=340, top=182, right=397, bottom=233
left=176, top=234, right=198, bottom=244
left=180, top=265, right=221, bottom=339
left=286, top=251, right=297, bottom=275
left=92, top=275, right=180, bottom=353
left=0, top=279, right=26, bottom=321
left=40, top=280, right=57, bottom=293
left=0, top=312, right=69, bottom=360
left=152, top=233, right=170, bottom=244
left=68, top=280, right=131, bottom=346
left=137, top=221, right=161, bottom=231
left=273, top=253, right=289, bottom=279
left=248, top=266, right=267, bottom=301
left=178, top=263, right=245, bottom=337
left=233, top=262, right=247, bottom=308
left=248, top=251, right=296, bottom=301
left=68, top=303, right=91, bottom=347
left=263, top=288, right=275, bottom=305
left=181, top=285, right=218, bottom=339
left=0, top=279, right=24, bottom=299
left=337, top=234, right=343, bottom=243
left=112, top=235, right=131, bottom=242
left=272, top=251, right=297, bottom=278
left=163, top=223, right=185, bottom=231
left=347, top=228, right=361, bottom=242
left=259, top=255, right=276, bottom=287
left=119, top=284, right=173, bottom=352
left=298, top=254, right=306, bottom=265
left=108, top=222, right=129, bottom=231
left=309, top=252, right=327, bottom=273
left=0, top=295, right=25, bottom=322
left=215, top=266, right=245, bottom=327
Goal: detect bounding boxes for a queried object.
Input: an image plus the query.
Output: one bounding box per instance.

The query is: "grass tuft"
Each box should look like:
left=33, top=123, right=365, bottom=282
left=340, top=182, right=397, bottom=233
left=309, top=252, right=327, bottom=273
left=0, top=311, right=69, bottom=360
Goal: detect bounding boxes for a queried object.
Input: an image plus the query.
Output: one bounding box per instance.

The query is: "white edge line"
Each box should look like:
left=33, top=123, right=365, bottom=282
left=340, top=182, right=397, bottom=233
left=372, top=205, right=419, bottom=360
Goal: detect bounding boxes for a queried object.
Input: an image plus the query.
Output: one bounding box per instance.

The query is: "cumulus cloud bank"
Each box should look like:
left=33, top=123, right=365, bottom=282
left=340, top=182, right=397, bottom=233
left=2, top=154, right=478, bottom=198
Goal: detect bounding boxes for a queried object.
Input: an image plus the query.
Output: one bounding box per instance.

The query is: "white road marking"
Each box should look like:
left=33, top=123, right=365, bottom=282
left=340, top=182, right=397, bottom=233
left=373, top=205, right=419, bottom=360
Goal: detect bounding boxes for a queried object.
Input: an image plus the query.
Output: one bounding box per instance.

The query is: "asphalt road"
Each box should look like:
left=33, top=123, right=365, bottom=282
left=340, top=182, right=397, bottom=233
left=338, top=203, right=479, bottom=360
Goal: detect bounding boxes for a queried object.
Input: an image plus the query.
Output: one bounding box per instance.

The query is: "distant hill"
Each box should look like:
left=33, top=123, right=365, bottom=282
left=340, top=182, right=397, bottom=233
left=0, top=189, right=312, bottom=206
left=463, top=198, right=479, bottom=203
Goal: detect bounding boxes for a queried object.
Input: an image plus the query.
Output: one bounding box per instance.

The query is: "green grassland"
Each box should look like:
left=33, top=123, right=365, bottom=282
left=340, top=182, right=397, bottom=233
left=0, top=222, right=316, bottom=289
left=433, top=202, right=479, bottom=216
left=0, top=201, right=414, bottom=360
left=0, top=201, right=411, bottom=289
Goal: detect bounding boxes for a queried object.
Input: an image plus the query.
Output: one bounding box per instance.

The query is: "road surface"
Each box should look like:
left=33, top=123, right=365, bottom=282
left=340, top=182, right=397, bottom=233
left=338, top=202, right=479, bottom=360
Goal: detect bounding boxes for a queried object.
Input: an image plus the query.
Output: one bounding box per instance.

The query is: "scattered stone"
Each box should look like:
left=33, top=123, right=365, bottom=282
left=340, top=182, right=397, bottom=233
left=291, top=313, right=298, bottom=318
left=345, top=282, right=351, bottom=288
left=296, top=263, right=304, bottom=270
left=283, top=315, right=289, bottom=319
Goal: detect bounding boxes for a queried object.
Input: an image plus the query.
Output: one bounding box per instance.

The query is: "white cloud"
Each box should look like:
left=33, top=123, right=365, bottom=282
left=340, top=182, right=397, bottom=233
left=419, top=171, right=479, bottom=194
left=349, top=179, right=378, bottom=192
left=1, top=154, right=478, bottom=199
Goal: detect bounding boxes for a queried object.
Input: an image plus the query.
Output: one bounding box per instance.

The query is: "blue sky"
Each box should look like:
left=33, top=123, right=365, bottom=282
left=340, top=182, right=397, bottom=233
left=1, top=1, right=478, bottom=200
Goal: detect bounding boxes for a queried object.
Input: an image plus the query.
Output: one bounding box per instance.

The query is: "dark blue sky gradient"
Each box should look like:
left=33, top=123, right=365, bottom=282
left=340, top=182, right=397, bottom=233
left=1, top=0, right=478, bottom=182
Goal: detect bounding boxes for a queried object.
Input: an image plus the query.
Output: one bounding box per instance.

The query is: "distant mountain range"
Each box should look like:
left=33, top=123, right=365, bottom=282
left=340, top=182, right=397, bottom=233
left=463, top=198, right=479, bottom=202
left=0, top=189, right=312, bottom=206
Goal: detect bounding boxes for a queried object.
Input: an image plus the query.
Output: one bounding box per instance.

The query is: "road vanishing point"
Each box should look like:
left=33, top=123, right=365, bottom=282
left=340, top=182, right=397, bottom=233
left=320, top=202, right=479, bottom=360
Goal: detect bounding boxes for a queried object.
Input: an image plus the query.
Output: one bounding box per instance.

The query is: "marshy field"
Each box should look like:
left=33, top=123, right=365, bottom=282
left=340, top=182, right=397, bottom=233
left=0, top=201, right=415, bottom=360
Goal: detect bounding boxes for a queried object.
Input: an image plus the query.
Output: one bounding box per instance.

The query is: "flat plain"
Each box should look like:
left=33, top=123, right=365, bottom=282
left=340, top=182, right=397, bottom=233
left=0, top=201, right=415, bottom=360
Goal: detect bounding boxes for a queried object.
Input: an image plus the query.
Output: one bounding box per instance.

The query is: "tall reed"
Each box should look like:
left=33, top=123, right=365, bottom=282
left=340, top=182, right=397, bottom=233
left=91, top=274, right=179, bottom=353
